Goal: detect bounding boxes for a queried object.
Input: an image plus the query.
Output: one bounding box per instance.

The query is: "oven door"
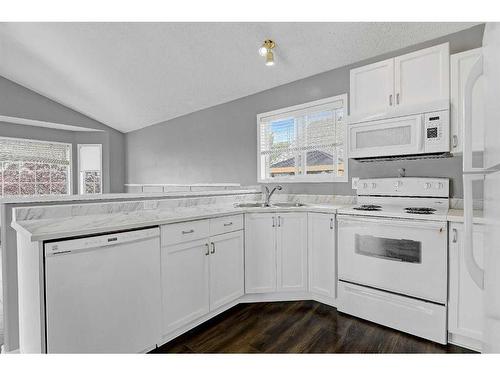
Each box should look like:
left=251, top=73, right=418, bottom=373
left=348, top=114, right=424, bottom=158
left=337, top=215, right=447, bottom=304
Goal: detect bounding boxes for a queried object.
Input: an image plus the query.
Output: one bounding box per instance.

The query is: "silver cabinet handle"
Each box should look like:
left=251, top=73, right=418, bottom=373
left=389, top=94, right=393, bottom=106
left=452, top=135, right=458, bottom=148
left=272, top=216, right=275, bottom=227
left=330, top=218, right=334, bottom=230
left=210, top=242, right=216, bottom=254
left=278, top=216, right=281, bottom=227
left=223, top=222, right=233, bottom=227
left=452, top=228, right=458, bottom=243
left=205, top=243, right=210, bottom=256
left=396, top=93, right=400, bottom=105
left=182, top=229, right=194, bottom=235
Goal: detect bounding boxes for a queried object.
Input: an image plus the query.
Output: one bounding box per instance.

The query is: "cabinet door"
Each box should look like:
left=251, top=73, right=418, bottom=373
left=308, top=213, right=336, bottom=299
left=244, top=213, right=277, bottom=293
left=276, top=212, right=308, bottom=292
left=394, top=43, right=449, bottom=108
left=350, top=58, right=394, bottom=117
left=161, top=239, right=210, bottom=335
left=449, top=223, right=484, bottom=346
left=209, top=231, right=244, bottom=310
left=450, top=48, right=485, bottom=154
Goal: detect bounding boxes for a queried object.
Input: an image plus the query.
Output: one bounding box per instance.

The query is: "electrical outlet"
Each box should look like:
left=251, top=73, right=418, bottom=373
left=351, top=177, right=360, bottom=190
left=143, top=200, right=157, bottom=210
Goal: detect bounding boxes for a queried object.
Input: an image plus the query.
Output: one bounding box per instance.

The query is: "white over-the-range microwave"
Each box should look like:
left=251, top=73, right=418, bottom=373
left=347, top=109, right=450, bottom=160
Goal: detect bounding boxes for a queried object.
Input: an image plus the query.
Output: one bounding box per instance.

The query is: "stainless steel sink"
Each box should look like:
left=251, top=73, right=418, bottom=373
left=235, top=202, right=269, bottom=208
left=235, top=202, right=306, bottom=208
left=272, top=202, right=306, bottom=207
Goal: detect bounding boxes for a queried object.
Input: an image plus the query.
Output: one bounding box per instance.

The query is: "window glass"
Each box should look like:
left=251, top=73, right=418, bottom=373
left=258, top=95, right=347, bottom=182
left=0, top=137, right=71, bottom=197
left=78, top=144, right=102, bottom=194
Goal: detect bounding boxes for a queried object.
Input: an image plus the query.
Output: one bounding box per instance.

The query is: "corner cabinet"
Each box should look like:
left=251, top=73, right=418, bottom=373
left=308, top=213, right=337, bottom=303
left=448, top=222, right=485, bottom=352
left=161, top=216, right=244, bottom=336
left=244, top=212, right=307, bottom=294
left=450, top=48, right=485, bottom=154
left=350, top=43, right=449, bottom=120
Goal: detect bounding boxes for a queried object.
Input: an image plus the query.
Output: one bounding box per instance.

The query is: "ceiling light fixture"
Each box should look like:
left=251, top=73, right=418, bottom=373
left=259, top=40, right=275, bottom=66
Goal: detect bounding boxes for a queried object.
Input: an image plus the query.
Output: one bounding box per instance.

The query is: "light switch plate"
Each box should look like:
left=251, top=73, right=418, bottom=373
left=351, top=177, right=360, bottom=190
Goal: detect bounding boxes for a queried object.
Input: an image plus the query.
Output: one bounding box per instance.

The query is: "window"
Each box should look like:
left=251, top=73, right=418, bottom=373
left=257, top=94, right=348, bottom=183
left=0, top=137, right=71, bottom=197
left=78, top=144, right=102, bottom=194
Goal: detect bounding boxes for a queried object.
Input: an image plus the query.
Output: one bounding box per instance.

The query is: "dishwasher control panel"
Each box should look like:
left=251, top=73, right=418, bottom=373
left=44, top=227, right=160, bottom=256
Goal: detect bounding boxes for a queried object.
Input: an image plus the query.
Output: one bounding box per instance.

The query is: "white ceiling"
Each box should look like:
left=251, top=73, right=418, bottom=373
left=0, top=22, right=478, bottom=133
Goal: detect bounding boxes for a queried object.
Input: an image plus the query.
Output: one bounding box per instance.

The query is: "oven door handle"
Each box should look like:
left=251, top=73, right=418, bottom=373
left=337, top=214, right=445, bottom=230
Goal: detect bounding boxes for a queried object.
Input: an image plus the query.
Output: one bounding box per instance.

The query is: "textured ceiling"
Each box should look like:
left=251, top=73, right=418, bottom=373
left=0, top=22, right=478, bottom=133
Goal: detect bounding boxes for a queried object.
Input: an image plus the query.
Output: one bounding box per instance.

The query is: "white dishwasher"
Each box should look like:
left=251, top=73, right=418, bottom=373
left=44, top=227, right=161, bottom=353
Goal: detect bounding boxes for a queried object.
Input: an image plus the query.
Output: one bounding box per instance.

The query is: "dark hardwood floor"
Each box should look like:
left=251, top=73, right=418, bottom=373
left=150, top=301, right=475, bottom=354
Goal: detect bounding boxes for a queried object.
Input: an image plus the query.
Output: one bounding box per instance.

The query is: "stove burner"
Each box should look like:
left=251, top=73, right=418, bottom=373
left=404, top=207, right=437, bottom=214
left=353, top=204, right=382, bottom=211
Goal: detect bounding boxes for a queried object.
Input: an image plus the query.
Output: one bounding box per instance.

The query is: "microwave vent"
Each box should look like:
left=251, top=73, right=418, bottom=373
left=353, top=152, right=452, bottom=163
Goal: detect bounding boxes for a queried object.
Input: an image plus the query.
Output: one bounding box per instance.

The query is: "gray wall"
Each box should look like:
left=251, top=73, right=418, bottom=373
left=126, top=24, right=485, bottom=198
left=0, top=77, right=126, bottom=193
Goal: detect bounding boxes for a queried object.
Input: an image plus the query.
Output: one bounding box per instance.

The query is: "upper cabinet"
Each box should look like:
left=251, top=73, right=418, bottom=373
left=450, top=48, right=485, bottom=154
left=349, top=43, right=450, bottom=121
left=350, top=58, right=394, bottom=117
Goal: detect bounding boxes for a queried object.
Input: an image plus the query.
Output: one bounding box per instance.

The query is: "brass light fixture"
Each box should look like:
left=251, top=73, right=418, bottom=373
left=259, top=39, right=275, bottom=66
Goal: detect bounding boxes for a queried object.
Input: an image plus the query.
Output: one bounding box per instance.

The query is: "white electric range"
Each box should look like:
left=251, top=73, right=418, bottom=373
left=336, top=177, right=450, bottom=344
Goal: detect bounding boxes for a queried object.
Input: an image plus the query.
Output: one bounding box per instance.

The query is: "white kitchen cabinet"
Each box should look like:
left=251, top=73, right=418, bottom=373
left=161, top=238, right=210, bottom=334
left=450, top=48, right=485, bottom=154
left=209, top=231, right=244, bottom=310
left=276, top=213, right=308, bottom=292
left=349, top=43, right=449, bottom=119
left=448, top=222, right=485, bottom=351
left=394, top=43, right=449, bottom=108
left=244, top=212, right=307, bottom=294
left=244, top=213, right=277, bottom=293
left=161, top=216, right=244, bottom=336
left=350, top=58, right=394, bottom=117
left=308, top=213, right=336, bottom=300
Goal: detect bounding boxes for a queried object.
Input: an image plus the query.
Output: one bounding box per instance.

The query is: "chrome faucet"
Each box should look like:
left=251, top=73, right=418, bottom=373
left=263, top=185, right=282, bottom=207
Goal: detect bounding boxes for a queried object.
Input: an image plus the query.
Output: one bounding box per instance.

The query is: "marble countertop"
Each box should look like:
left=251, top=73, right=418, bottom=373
left=447, top=209, right=486, bottom=224
left=12, top=203, right=345, bottom=242
left=0, top=189, right=260, bottom=205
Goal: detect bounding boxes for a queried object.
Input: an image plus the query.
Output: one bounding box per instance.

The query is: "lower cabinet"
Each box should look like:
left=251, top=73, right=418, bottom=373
left=245, top=212, right=307, bottom=294
left=244, top=213, right=277, bottom=293
left=277, top=213, right=308, bottom=292
left=161, top=218, right=244, bottom=336
left=209, top=231, right=245, bottom=310
left=448, top=222, right=485, bottom=351
left=308, top=213, right=336, bottom=300
left=161, top=239, right=211, bottom=334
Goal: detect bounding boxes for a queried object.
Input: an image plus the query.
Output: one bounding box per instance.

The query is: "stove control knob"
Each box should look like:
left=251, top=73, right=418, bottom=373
left=363, top=183, right=368, bottom=188
left=371, top=183, right=377, bottom=189
left=393, top=181, right=402, bottom=188
left=424, top=182, right=432, bottom=189
left=436, top=182, right=444, bottom=189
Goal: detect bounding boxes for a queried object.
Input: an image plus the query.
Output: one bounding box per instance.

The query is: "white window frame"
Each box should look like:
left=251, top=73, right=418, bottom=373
left=256, top=94, right=348, bottom=183
left=77, top=143, right=103, bottom=195
left=0, top=135, right=73, bottom=196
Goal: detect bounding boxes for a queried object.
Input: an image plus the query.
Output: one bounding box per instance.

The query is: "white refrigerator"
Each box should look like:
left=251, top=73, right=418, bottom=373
left=463, top=22, right=500, bottom=353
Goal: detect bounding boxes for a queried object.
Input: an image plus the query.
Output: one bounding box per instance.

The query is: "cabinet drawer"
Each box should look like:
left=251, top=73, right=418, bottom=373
left=209, top=214, right=243, bottom=236
left=338, top=281, right=447, bottom=344
left=161, top=220, right=209, bottom=246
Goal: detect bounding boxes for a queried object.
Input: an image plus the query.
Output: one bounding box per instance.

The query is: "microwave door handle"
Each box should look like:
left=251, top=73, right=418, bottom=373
left=463, top=174, right=484, bottom=289
left=463, top=55, right=483, bottom=173
left=417, top=115, right=425, bottom=152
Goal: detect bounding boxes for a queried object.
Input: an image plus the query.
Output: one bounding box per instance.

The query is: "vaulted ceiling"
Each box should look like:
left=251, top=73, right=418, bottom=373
left=0, top=22, right=478, bottom=133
